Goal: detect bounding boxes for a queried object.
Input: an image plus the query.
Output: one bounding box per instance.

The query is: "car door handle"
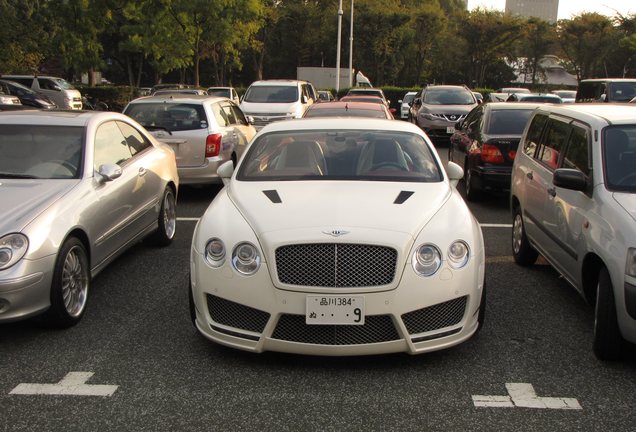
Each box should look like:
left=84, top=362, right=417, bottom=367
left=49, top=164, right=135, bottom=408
left=547, top=187, right=556, bottom=197
left=138, top=167, right=147, bottom=177
left=526, top=172, right=533, bottom=180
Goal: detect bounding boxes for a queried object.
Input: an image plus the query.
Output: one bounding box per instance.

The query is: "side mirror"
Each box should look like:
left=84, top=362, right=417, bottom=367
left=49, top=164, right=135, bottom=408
left=455, top=120, right=464, bottom=130
left=217, top=160, right=234, bottom=186
left=398, top=99, right=403, bottom=104
left=553, top=168, right=587, bottom=192
left=245, top=115, right=254, bottom=125
left=302, top=95, right=308, bottom=104
left=446, top=161, right=464, bottom=189
left=97, top=164, right=122, bottom=183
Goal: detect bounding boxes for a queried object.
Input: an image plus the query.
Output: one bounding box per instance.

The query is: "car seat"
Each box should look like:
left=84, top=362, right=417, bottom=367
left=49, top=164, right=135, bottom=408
left=274, top=141, right=326, bottom=175
left=356, top=139, right=409, bottom=174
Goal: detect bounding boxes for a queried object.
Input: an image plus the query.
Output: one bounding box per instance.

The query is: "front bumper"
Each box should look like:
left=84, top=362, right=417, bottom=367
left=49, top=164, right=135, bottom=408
left=0, top=255, right=55, bottom=322
left=190, top=254, right=484, bottom=356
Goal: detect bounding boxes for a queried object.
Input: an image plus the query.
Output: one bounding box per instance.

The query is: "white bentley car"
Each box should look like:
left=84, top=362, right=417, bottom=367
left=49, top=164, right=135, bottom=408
left=189, top=118, right=485, bottom=355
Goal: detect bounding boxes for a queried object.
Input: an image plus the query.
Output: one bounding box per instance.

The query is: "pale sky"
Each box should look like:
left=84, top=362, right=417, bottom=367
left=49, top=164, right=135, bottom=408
left=468, top=0, right=634, bottom=20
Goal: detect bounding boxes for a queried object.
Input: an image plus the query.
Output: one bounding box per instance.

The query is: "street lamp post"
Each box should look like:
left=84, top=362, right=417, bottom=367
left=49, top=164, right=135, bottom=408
left=336, top=0, right=343, bottom=93
left=349, top=0, right=354, bottom=88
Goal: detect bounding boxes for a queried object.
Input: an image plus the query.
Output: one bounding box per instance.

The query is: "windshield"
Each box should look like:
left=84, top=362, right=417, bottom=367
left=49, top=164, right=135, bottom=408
left=603, top=126, right=636, bottom=192
left=424, top=89, right=474, bottom=105
left=207, top=89, right=231, bottom=98
left=304, top=107, right=388, bottom=119
left=237, top=130, right=442, bottom=182
left=52, top=78, right=76, bottom=90
left=124, top=103, right=207, bottom=132
left=486, top=109, right=534, bottom=135
left=243, top=85, right=299, bottom=103
left=403, top=94, right=415, bottom=104
left=0, top=125, right=83, bottom=179
left=609, top=82, right=636, bottom=102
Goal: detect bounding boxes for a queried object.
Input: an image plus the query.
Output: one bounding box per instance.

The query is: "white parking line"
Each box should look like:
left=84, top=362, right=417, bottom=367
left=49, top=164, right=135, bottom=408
left=10, top=372, right=118, bottom=397
left=473, top=383, right=582, bottom=410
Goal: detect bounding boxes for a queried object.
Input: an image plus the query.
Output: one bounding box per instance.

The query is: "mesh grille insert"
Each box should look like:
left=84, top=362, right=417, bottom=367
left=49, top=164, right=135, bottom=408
left=275, top=243, right=397, bottom=287
left=401, top=296, right=468, bottom=335
left=272, top=314, right=400, bottom=345
left=206, top=294, right=270, bottom=333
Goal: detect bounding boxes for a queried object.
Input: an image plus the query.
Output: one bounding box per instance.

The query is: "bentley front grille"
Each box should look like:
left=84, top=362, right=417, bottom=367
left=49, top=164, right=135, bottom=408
left=401, top=296, right=468, bottom=335
left=275, top=243, right=397, bottom=288
left=271, top=314, right=400, bottom=345
left=206, top=294, right=270, bottom=333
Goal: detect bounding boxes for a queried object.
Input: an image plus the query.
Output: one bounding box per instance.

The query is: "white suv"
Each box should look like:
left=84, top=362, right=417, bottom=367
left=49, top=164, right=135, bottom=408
left=124, top=95, right=256, bottom=185
left=510, top=104, right=636, bottom=360
left=239, top=80, right=317, bottom=130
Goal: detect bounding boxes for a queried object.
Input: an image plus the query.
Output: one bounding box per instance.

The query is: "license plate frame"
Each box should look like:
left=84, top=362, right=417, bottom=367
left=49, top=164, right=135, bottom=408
left=446, top=126, right=456, bottom=134
left=306, top=295, right=365, bottom=325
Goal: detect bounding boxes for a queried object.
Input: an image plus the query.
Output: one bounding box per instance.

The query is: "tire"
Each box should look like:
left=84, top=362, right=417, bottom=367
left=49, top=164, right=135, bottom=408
left=593, top=267, right=623, bottom=360
left=463, top=164, right=482, bottom=202
left=511, top=206, right=538, bottom=266
left=149, top=187, right=176, bottom=246
left=44, top=237, right=90, bottom=328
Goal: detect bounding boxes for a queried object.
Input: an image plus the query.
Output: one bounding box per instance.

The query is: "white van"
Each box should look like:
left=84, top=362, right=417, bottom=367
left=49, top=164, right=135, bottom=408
left=1, top=75, right=83, bottom=110
left=239, top=80, right=317, bottom=130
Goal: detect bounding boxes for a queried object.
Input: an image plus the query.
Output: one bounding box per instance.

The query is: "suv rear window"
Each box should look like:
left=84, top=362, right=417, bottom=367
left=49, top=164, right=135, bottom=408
left=124, top=103, right=208, bottom=132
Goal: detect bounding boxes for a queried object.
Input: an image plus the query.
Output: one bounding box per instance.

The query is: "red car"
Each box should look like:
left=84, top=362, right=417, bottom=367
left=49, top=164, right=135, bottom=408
left=303, top=101, right=394, bottom=119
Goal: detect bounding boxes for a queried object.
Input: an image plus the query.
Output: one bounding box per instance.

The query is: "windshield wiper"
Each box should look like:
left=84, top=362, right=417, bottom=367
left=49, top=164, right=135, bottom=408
left=142, top=125, right=173, bottom=135
left=0, top=173, right=39, bottom=179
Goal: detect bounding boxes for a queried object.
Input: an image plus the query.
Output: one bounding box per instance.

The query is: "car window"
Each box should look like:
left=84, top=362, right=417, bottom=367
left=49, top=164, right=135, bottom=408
left=38, top=79, right=59, bottom=91
left=222, top=103, right=238, bottom=125
left=208, top=88, right=231, bottom=98
left=609, top=82, right=636, bottom=102
left=463, top=106, right=483, bottom=133
left=211, top=102, right=230, bottom=127
left=237, top=130, right=442, bottom=182
left=94, top=121, right=133, bottom=170
left=561, top=125, right=590, bottom=176
left=603, top=126, right=636, bottom=191
left=423, top=89, right=473, bottom=105
left=229, top=103, right=248, bottom=126
left=0, top=125, right=83, bottom=179
left=522, top=113, right=548, bottom=157
left=536, top=119, right=570, bottom=170
left=486, top=109, right=533, bottom=135
left=116, top=121, right=151, bottom=156
left=243, top=85, right=298, bottom=103
left=124, top=103, right=208, bottom=132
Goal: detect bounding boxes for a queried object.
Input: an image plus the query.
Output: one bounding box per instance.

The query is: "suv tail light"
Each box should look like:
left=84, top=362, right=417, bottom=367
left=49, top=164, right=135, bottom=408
left=205, top=133, right=222, bottom=157
left=481, top=143, right=504, bottom=164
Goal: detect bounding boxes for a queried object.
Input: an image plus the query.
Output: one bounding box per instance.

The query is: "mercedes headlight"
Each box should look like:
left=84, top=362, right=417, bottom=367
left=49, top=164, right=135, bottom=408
left=0, top=233, right=29, bottom=270
left=412, top=244, right=441, bottom=277
left=232, top=242, right=261, bottom=275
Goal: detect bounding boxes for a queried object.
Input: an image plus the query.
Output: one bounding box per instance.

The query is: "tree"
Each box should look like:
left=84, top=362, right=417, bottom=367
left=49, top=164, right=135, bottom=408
left=517, top=17, right=556, bottom=85
left=557, top=13, right=616, bottom=79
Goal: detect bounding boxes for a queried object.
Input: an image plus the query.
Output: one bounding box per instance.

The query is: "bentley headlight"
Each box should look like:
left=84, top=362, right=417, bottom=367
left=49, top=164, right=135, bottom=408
left=412, top=244, right=441, bottom=277
left=232, top=242, right=261, bottom=275
left=626, top=248, right=636, bottom=277
left=0, top=233, right=29, bottom=270
left=204, top=238, right=226, bottom=267
left=448, top=241, right=470, bottom=269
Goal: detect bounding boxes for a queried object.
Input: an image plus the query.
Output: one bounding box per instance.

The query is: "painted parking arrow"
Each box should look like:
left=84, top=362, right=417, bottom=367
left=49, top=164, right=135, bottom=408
left=473, top=383, right=582, bottom=410
left=10, top=372, right=118, bottom=397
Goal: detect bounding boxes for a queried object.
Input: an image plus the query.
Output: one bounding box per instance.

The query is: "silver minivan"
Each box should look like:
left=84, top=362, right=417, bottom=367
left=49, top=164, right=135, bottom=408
left=510, top=104, right=636, bottom=360
left=1, top=75, right=83, bottom=109
left=124, top=95, right=256, bottom=185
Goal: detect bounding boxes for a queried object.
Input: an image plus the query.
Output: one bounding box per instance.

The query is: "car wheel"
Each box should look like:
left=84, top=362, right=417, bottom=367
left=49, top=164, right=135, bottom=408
left=511, top=206, right=538, bottom=266
left=44, top=237, right=90, bottom=328
left=149, top=187, right=176, bottom=246
left=463, top=165, right=481, bottom=201
left=593, top=267, right=623, bottom=360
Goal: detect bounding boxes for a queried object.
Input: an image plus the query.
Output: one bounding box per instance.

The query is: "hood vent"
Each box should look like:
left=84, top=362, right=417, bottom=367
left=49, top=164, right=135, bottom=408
left=263, top=190, right=282, bottom=204
left=394, top=191, right=414, bottom=204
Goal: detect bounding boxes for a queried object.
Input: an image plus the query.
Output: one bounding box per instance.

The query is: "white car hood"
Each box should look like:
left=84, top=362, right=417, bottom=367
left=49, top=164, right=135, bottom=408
left=228, top=181, right=450, bottom=241
left=0, top=180, right=76, bottom=233
left=613, top=192, right=636, bottom=222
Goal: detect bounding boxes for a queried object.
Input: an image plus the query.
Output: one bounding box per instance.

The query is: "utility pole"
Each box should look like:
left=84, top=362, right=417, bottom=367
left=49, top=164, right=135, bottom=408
left=336, top=0, right=343, bottom=93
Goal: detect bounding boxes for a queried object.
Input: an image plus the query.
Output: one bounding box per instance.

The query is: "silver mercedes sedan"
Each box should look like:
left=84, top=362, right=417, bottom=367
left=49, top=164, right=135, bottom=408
left=0, top=111, right=179, bottom=327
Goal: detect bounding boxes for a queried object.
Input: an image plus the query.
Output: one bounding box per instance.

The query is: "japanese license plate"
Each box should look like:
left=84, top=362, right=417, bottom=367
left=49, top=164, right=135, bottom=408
left=446, top=126, right=456, bottom=134
left=306, top=295, right=365, bottom=325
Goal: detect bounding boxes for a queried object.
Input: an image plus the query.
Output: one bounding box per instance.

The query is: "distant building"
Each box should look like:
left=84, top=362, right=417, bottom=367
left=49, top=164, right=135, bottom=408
left=510, top=55, right=578, bottom=87
left=505, top=0, right=558, bottom=22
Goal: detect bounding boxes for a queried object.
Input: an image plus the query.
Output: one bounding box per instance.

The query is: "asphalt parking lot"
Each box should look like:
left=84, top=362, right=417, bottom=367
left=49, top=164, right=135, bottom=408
left=1, top=153, right=635, bottom=432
